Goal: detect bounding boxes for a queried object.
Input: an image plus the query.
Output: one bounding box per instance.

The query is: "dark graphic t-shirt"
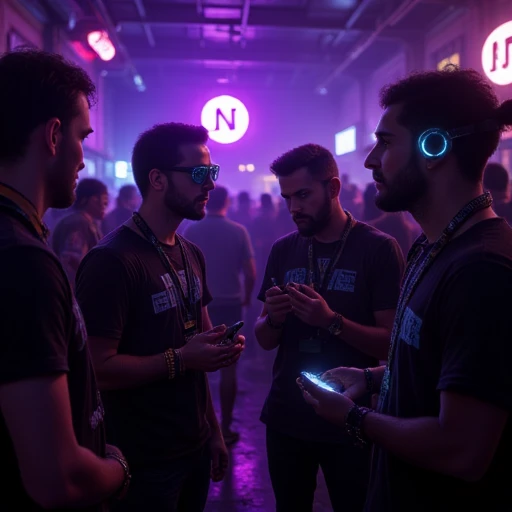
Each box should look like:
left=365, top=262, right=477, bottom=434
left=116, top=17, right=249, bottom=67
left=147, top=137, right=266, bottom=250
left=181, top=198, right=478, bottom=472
left=366, top=218, right=512, bottom=512
left=76, top=226, right=213, bottom=467
left=0, top=213, right=105, bottom=511
left=258, top=222, right=404, bottom=442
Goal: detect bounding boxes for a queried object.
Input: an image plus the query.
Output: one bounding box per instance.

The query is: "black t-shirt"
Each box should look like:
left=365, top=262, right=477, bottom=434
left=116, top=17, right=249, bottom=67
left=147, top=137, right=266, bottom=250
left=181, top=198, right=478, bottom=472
left=366, top=218, right=512, bottom=512
left=0, top=212, right=105, bottom=511
left=258, top=222, right=404, bottom=442
left=76, top=226, right=213, bottom=467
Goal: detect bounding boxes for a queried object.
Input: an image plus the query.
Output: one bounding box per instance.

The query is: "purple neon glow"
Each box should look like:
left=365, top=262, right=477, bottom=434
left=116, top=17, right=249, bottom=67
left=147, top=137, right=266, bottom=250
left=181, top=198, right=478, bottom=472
left=201, top=95, right=250, bottom=144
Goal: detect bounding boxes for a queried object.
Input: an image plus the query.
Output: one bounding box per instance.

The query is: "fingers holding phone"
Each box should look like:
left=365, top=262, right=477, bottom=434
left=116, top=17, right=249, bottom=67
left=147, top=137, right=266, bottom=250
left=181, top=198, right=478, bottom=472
left=265, top=278, right=292, bottom=324
left=216, top=321, right=246, bottom=367
left=296, top=372, right=354, bottom=426
left=179, top=326, right=244, bottom=372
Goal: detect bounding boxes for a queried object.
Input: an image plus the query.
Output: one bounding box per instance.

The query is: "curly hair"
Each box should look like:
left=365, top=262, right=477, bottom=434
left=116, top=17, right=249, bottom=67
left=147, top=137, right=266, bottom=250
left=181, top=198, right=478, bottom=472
left=380, top=67, right=512, bottom=182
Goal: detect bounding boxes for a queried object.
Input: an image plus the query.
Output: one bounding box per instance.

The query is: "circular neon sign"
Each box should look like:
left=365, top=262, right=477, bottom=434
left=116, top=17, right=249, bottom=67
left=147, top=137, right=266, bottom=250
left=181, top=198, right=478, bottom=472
left=201, top=95, right=249, bottom=144
left=482, top=20, right=512, bottom=86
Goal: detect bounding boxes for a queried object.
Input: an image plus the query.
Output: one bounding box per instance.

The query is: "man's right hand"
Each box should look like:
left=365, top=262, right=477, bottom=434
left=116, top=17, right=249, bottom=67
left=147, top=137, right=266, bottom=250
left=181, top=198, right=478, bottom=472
left=321, top=366, right=367, bottom=402
left=180, top=326, right=244, bottom=372
left=265, top=286, right=292, bottom=325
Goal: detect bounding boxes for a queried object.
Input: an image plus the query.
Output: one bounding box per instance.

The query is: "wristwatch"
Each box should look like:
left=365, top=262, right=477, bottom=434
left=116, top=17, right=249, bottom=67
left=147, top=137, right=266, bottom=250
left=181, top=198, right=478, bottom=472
left=327, top=312, right=344, bottom=336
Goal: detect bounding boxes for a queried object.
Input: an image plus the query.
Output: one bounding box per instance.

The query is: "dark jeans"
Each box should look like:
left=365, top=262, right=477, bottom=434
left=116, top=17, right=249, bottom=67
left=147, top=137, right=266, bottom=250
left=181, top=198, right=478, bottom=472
left=114, top=446, right=211, bottom=512
left=266, top=428, right=370, bottom=512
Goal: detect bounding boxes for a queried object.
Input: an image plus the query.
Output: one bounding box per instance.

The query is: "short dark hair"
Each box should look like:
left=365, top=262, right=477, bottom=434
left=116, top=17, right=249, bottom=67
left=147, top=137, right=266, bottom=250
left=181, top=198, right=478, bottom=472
left=131, top=123, right=209, bottom=197
left=260, top=193, right=274, bottom=211
left=0, top=48, right=96, bottom=164
left=380, top=67, right=512, bottom=182
left=206, top=186, right=229, bottom=211
left=74, top=178, right=108, bottom=210
left=118, top=184, right=138, bottom=201
left=484, top=162, right=509, bottom=192
left=238, top=191, right=250, bottom=204
left=270, top=144, right=339, bottom=180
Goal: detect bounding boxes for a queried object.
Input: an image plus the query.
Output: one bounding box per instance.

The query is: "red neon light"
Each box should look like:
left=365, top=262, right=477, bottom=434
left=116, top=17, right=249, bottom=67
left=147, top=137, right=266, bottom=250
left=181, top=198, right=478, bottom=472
left=69, top=41, right=96, bottom=63
left=87, top=30, right=116, bottom=62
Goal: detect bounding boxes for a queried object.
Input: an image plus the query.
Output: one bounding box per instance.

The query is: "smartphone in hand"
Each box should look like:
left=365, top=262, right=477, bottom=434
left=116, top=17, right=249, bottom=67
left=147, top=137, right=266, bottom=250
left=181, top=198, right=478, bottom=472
left=217, top=321, right=244, bottom=346
left=300, top=371, right=342, bottom=393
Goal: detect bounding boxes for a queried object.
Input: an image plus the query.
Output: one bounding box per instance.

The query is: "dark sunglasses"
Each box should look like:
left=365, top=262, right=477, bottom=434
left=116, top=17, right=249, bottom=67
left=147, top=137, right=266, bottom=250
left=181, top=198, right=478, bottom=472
left=165, top=165, right=220, bottom=185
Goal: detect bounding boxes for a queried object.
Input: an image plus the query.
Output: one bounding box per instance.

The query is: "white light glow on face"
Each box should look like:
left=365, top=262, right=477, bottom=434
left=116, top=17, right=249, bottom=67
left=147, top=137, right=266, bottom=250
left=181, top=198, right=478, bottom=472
left=482, top=20, right=512, bottom=86
left=201, top=95, right=249, bottom=144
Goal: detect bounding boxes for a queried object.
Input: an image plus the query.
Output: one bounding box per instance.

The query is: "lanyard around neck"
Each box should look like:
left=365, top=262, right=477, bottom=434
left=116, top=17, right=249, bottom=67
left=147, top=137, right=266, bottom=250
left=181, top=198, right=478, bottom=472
left=0, top=183, right=48, bottom=243
left=379, top=191, right=493, bottom=406
left=132, top=212, right=196, bottom=321
left=307, top=210, right=355, bottom=293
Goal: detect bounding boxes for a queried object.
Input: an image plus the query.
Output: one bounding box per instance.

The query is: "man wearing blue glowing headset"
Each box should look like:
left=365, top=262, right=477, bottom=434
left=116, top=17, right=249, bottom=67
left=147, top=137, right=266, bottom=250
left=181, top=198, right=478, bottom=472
left=76, top=122, right=244, bottom=512
left=299, top=67, right=512, bottom=512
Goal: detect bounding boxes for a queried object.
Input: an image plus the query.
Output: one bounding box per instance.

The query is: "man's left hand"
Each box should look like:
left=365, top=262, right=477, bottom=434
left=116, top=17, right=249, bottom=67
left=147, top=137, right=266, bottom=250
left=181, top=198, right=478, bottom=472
left=297, top=375, right=354, bottom=426
left=210, top=430, right=229, bottom=482
left=287, top=283, right=335, bottom=328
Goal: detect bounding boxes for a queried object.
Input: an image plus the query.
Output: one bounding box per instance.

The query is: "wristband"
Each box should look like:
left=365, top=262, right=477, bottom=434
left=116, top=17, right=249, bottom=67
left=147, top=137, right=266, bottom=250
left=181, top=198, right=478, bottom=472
left=345, top=404, right=371, bottom=447
left=363, top=367, right=374, bottom=394
left=105, top=452, right=131, bottom=499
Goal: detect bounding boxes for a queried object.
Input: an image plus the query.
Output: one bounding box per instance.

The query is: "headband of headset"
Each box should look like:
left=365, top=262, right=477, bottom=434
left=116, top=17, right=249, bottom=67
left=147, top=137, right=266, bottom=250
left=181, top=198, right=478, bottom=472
left=418, top=119, right=500, bottom=159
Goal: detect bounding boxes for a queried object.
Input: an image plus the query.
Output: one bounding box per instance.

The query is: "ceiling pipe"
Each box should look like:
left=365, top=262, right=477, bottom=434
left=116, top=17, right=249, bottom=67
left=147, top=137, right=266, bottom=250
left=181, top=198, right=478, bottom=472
left=332, top=0, right=375, bottom=47
left=133, top=0, right=155, bottom=47
left=317, top=0, right=422, bottom=91
left=239, top=0, right=251, bottom=48
left=88, top=0, right=146, bottom=91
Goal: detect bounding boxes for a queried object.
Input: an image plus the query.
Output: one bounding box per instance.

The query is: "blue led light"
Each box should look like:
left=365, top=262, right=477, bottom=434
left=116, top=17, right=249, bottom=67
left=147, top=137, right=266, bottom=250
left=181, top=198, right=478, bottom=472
left=418, top=128, right=451, bottom=159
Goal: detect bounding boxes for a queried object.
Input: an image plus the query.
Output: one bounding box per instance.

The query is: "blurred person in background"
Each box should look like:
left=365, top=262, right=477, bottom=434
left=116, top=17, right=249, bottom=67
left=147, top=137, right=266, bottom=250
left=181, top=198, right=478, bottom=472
left=185, top=185, right=256, bottom=445
left=251, top=193, right=278, bottom=281
left=483, top=162, right=512, bottom=224
left=0, top=48, right=128, bottom=511
left=52, top=177, right=108, bottom=288
left=102, top=184, right=141, bottom=235
left=229, top=190, right=252, bottom=228
left=339, top=173, right=362, bottom=219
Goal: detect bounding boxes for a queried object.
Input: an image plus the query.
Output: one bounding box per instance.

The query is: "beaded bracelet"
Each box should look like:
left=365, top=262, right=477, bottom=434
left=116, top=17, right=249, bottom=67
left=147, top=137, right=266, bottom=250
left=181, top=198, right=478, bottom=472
left=105, top=451, right=131, bottom=499
left=163, top=349, right=175, bottom=380
left=345, top=404, right=371, bottom=447
left=174, top=348, right=186, bottom=376
left=363, top=368, right=374, bottom=394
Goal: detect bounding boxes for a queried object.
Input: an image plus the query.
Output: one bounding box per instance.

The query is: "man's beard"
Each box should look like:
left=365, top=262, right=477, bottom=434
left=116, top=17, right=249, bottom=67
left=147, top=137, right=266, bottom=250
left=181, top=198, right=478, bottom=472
left=374, top=155, right=427, bottom=213
left=293, top=197, right=332, bottom=237
left=164, top=186, right=206, bottom=221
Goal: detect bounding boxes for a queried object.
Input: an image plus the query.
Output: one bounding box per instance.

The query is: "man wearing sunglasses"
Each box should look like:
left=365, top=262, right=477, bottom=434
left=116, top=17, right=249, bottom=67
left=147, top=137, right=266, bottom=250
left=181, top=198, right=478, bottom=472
left=76, top=123, right=244, bottom=511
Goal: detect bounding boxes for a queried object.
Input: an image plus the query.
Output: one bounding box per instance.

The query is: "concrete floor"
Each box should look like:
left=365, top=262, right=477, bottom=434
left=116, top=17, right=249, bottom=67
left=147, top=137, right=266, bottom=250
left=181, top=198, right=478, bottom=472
left=205, top=348, right=332, bottom=512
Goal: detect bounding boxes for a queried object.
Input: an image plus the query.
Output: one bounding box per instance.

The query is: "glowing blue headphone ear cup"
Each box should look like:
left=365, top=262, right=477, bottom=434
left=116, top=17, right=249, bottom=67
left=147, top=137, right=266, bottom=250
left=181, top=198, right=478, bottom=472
left=418, top=128, right=452, bottom=159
